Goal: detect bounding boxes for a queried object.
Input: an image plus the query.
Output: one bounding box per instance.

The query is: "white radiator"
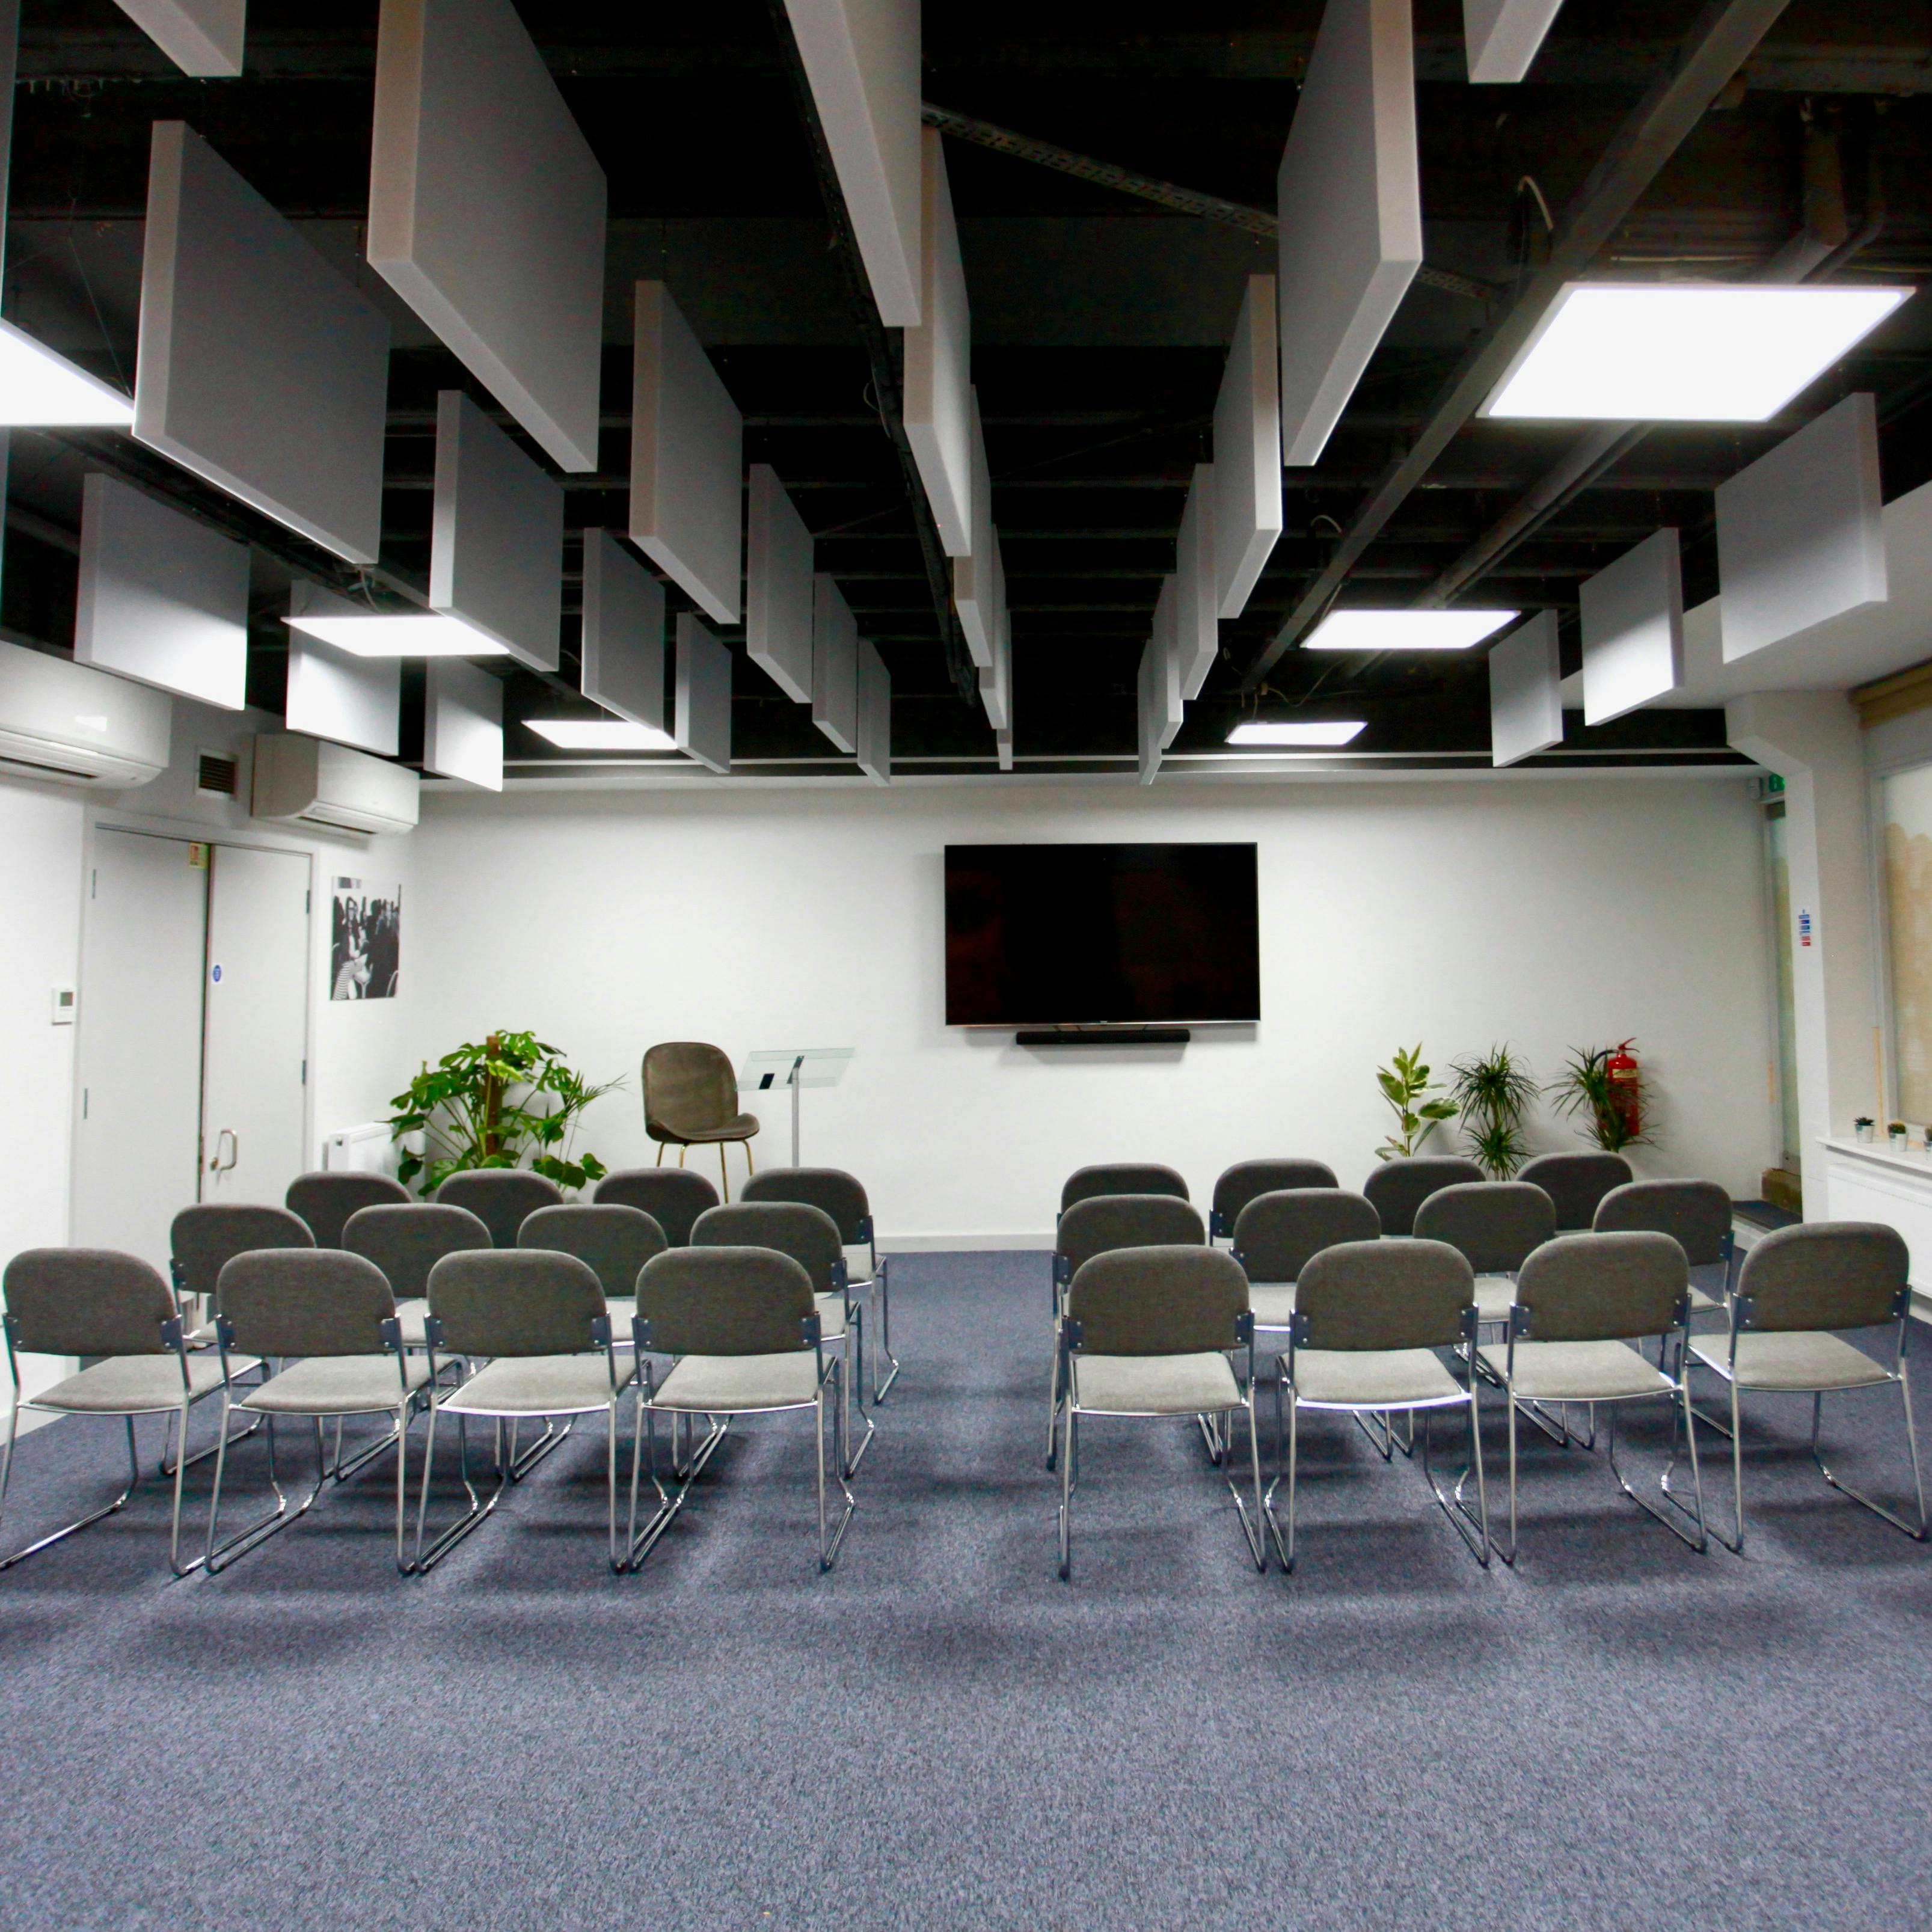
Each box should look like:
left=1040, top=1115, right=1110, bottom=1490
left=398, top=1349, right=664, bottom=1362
left=322, top=1121, right=397, bottom=1175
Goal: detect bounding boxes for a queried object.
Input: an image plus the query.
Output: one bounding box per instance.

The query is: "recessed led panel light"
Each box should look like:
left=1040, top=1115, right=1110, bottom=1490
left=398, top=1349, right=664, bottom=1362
left=1483, top=283, right=1912, bottom=422
left=524, top=718, right=677, bottom=751
left=281, top=612, right=509, bottom=658
left=0, top=317, right=136, bottom=425
left=1227, top=719, right=1366, bottom=746
left=1304, top=609, right=1518, bottom=652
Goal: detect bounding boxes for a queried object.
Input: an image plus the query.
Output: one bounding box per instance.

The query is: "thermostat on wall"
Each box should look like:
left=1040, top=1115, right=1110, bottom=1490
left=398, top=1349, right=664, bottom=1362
left=51, top=984, right=75, bottom=1025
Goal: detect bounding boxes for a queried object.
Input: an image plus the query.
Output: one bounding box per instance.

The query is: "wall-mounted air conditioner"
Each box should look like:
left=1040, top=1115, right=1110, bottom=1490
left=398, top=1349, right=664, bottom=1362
left=251, top=731, right=419, bottom=836
left=0, top=636, right=171, bottom=787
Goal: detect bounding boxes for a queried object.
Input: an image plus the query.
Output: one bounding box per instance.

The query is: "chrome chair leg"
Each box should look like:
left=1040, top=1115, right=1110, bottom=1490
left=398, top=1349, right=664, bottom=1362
left=1601, top=1393, right=1706, bottom=1551
left=1056, top=1404, right=1076, bottom=1580
left=1226, top=1397, right=1266, bottom=1571
left=1811, top=1381, right=1930, bottom=1541
left=818, top=1362, right=856, bottom=1572
left=0, top=1407, right=145, bottom=1571
left=1426, top=1399, right=1490, bottom=1568
left=868, top=1262, right=901, bottom=1402
left=411, top=1408, right=507, bottom=1572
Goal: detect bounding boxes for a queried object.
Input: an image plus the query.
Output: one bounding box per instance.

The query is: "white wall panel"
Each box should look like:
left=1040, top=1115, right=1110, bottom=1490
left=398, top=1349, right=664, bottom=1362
left=954, top=388, right=999, bottom=668
left=1717, top=393, right=1886, bottom=665
left=1277, top=0, right=1422, bottom=465
left=746, top=465, right=816, bottom=702
left=630, top=281, right=744, bottom=625
left=781, top=0, right=921, bottom=327
left=812, top=575, right=860, bottom=753
left=136, top=123, right=389, bottom=564
left=675, top=614, right=732, bottom=776
left=855, top=637, right=891, bottom=785
left=75, top=471, right=248, bottom=710
left=1488, top=610, right=1562, bottom=767
left=1175, top=465, right=1219, bottom=701
left=904, top=128, right=972, bottom=555
left=284, top=583, right=400, bottom=756
left=423, top=658, right=503, bottom=791
left=1582, top=529, right=1684, bottom=726
left=1212, top=276, right=1283, bottom=617
left=369, top=0, right=606, bottom=472
left=580, top=529, right=666, bottom=732
left=1463, top=0, right=1567, bottom=81
left=430, top=390, right=562, bottom=673
left=980, top=601, right=1011, bottom=732
left=115, top=0, right=244, bottom=76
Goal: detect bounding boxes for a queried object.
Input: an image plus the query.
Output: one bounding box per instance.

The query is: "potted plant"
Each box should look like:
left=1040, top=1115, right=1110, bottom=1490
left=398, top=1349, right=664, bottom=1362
left=387, top=1029, right=624, bottom=1197
left=1450, top=1044, right=1538, bottom=1179
left=1550, top=1044, right=1651, bottom=1153
left=1854, top=1116, right=1875, bottom=1144
left=1889, top=1120, right=1910, bottom=1150
left=1375, top=1044, right=1459, bottom=1161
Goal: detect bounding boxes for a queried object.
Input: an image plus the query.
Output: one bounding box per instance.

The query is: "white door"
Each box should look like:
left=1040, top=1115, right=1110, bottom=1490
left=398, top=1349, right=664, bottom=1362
left=201, top=844, right=311, bottom=1209
left=72, top=829, right=207, bottom=1270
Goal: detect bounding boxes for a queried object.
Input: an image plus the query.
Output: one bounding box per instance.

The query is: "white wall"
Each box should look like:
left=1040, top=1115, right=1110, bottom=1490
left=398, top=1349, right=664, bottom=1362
left=408, top=776, right=1777, bottom=1243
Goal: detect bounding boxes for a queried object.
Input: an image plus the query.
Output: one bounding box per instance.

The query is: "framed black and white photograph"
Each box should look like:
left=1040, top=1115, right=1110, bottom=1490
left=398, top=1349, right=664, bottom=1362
left=331, top=877, right=400, bottom=1000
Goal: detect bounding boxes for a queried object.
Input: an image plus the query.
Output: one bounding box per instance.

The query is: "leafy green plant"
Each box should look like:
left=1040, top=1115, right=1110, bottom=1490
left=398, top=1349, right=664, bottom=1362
left=387, top=1029, right=623, bottom=1197
left=1549, top=1043, right=1649, bottom=1154
left=1376, top=1044, right=1459, bottom=1160
left=1450, top=1044, right=1538, bottom=1179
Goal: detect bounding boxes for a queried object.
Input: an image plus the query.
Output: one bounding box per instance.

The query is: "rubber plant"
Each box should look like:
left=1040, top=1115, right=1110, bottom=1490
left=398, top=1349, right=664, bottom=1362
left=387, top=1030, right=624, bottom=1197
left=1450, top=1044, right=1538, bottom=1179
left=1550, top=1044, right=1649, bottom=1154
left=1375, top=1044, right=1459, bottom=1160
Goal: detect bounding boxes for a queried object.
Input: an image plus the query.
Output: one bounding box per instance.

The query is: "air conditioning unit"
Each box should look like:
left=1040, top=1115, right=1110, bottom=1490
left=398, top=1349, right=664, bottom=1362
left=0, top=636, right=171, bottom=787
left=251, top=732, right=419, bottom=836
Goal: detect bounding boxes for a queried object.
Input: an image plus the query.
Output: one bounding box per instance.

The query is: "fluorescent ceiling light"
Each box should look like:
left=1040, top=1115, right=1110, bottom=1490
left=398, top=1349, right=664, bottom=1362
left=0, top=317, right=135, bottom=426
left=283, top=612, right=508, bottom=657
left=1227, top=719, right=1366, bottom=746
left=1304, top=610, right=1518, bottom=652
left=1483, top=282, right=1912, bottom=421
left=524, top=718, right=678, bottom=752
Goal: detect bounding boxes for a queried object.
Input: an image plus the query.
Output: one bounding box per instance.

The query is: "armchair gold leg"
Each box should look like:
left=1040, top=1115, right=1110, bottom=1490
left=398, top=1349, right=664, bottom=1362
left=655, top=1142, right=666, bottom=1167
left=719, top=1142, right=730, bottom=1203
left=744, top=1136, right=755, bottom=1177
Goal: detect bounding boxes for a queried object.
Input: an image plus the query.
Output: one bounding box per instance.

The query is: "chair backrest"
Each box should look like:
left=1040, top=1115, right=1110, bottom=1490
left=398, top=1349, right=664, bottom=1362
left=1517, top=1152, right=1634, bottom=1231
left=593, top=1168, right=721, bottom=1245
left=634, top=1246, right=815, bottom=1356
left=342, top=1203, right=492, bottom=1298
left=426, top=1249, right=607, bottom=1357
left=433, top=1170, right=565, bottom=1247
left=1412, top=1181, right=1555, bottom=1274
left=517, top=1203, right=666, bottom=1301
left=1294, top=1238, right=1474, bottom=1352
left=1057, top=1195, right=1206, bottom=1276
left=1060, top=1164, right=1189, bottom=1212
left=1361, top=1156, right=1483, bottom=1237
left=1065, top=1245, right=1249, bottom=1356
left=1210, top=1159, right=1338, bottom=1236
left=691, top=1201, right=843, bottom=1293
left=1593, top=1179, right=1731, bottom=1268
left=1515, top=1231, right=1687, bottom=1342
left=643, top=1041, right=738, bottom=1139
left=284, top=1171, right=409, bottom=1248
left=216, top=1250, right=396, bottom=1358
left=4, top=1250, right=175, bottom=1358
left=1735, top=1222, right=1910, bottom=1333
left=170, top=1203, right=314, bottom=1300
left=741, top=1167, right=871, bottom=1242
left=1233, top=1189, right=1380, bottom=1283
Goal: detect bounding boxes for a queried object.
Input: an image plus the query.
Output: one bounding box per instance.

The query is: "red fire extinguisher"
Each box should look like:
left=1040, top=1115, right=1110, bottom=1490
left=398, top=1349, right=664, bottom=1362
left=1605, top=1040, right=1641, bottom=1142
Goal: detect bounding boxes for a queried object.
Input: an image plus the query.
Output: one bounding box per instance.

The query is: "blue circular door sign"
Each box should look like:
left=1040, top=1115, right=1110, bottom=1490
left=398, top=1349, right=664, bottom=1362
left=211, top=964, right=222, bottom=982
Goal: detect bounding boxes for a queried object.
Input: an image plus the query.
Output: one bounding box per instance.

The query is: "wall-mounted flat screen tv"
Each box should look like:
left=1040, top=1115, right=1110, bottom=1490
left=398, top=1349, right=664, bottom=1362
left=945, top=842, right=1260, bottom=1026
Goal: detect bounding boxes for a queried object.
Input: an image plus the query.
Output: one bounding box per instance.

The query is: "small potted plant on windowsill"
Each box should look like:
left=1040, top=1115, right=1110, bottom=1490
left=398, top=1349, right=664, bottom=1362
left=1888, top=1119, right=1909, bottom=1150
left=1855, top=1116, right=1875, bottom=1144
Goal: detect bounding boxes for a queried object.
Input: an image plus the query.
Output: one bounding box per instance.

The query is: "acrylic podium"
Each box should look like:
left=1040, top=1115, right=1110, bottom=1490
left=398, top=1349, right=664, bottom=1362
left=739, top=1047, right=854, bottom=1165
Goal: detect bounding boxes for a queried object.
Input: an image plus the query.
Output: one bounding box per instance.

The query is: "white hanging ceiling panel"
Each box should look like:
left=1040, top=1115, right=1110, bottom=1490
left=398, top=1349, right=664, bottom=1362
left=1581, top=529, right=1684, bottom=726
left=954, top=388, right=1001, bottom=669
left=114, top=0, right=245, bottom=77
left=675, top=613, right=733, bottom=776
left=423, top=658, right=503, bottom=791
left=903, top=128, right=973, bottom=555
left=580, top=529, right=667, bottom=732
left=1462, top=0, right=1568, bottom=82
left=1212, top=276, right=1283, bottom=618
left=284, top=583, right=401, bottom=756
left=746, top=465, right=817, bottom=704
left=854, top=637, right=892, bottom=784
left=1487, top=612, right=1562, bottom=767
left=1151, top=574, right=1184, bottom=747
left=1137, top=636, right=1164, bottom=786
left=811, top=574, right=860, bottom=753
left=979, top=599, right=1012, bottom=733
left=1175, top=464, right=1219, bottom=701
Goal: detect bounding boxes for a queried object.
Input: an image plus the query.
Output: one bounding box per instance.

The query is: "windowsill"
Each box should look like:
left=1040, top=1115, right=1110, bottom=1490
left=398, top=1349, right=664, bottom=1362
left=1823, top=1136, right=1932, bottom=1178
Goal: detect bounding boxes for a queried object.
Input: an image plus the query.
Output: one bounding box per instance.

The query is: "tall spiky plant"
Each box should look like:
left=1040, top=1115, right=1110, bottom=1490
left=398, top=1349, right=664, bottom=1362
left=1450, top=1044, right=1538, bottom=1179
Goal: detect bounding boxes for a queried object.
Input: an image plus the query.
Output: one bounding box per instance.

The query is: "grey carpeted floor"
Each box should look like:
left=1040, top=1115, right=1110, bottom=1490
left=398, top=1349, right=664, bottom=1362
left=1, top=1250, right=1930, bottom=1930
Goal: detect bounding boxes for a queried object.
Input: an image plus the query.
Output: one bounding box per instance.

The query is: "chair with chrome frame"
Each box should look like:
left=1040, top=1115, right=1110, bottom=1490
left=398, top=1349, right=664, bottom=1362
left=518, top=1203, right=666, bottom=1346
left=593, top=1167, right=720, bottom=1247
left=1061, top=1163, right=1189, bottom=1214
left=1593, top=1179, right=1735, bottom=1334
left=1480, top=1231, right=1705, bottom=1563
left=743, top=1167, right=900, bottom=1400
left=1673, top=1221, right=1927, bottom=1552
left=1518, top=1152, right=1634, bottom=1233
left=693, top=1201, right=868, bottom=1475
left=626, top=1245, right=851, bottom=1571
left=434, top=1169, right=564, bottom=1248
left=0, top=1250, right=243, bottom=1575
left=285, top=1171, right=409, bottom=1248
left=343, top=1202, right=492, bottom=1351
left=1361, top=1156, right=1482, bottom=1238
left=203, top=1250, right=429, bottom=1573
left=1271, top=1237, right=1488, bottom=1572
left=642, top=1042, right=760, bottom=1200
left=411, top=1250, right=637, bottom=1572
left=1412, top=1180, right=1556, bottom=1341
left=1055, top=1245, right=1263, bottom=1581
left=1210, top=1159, right=1338, bottom=1242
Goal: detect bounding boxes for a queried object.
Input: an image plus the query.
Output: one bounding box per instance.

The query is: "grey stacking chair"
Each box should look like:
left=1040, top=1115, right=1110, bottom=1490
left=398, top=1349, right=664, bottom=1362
left=518, top=1203, right=666, bottom=1344
left=1595, top=1179, right=1735, bottom=1320
left=1677, top=1222, right=1926, bottom=1552
left=1061, top=1164, right=1189, bottom=1213
left=434, top=1170, right=565, bottom=1248
left=1361, top=1156, right=1482, bottom=1237
left=1518, top=1152, right=1634, bottom=1233
left=204, top=1250, right=429, bottom=1573
left=412, top=1250, right=637, bottom=1572
left=627, top=1245, right=850, bottom=1571
left=593, top=1167, right=720, bottom=1247
left=1210, top=1159, right=1338, bottom=1241
left=1411, top=1181, right=1557, bottom=1331
left=0, top=1250, right=241, bottom=1575
left=343, top=1202, right=492, bottom=1348
left=1482, top=1231, right=1704, bottom=1562
left=1272, top=1237, right=1487, bottom=1571
left=171, top=1201, right=313, bottom=1321
left=743, top=1167, right=899, bottom=1399
left=1231, top=1189, right=1381, bottom=1370
left=693, top=1201, right=868, bottom=1474
left=285, top=1171, right=409, bottom=1249
left=1055, top=1245, right=1263, bottom=1580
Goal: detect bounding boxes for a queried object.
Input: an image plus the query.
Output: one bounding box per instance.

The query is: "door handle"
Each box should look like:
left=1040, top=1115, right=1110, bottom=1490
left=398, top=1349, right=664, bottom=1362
left=209, top=1128, right=239, bottom=1174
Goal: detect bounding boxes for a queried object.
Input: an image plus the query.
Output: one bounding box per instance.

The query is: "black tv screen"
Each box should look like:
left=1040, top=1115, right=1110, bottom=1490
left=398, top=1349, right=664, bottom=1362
left=945, top=843, right=1260, bottom=1026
